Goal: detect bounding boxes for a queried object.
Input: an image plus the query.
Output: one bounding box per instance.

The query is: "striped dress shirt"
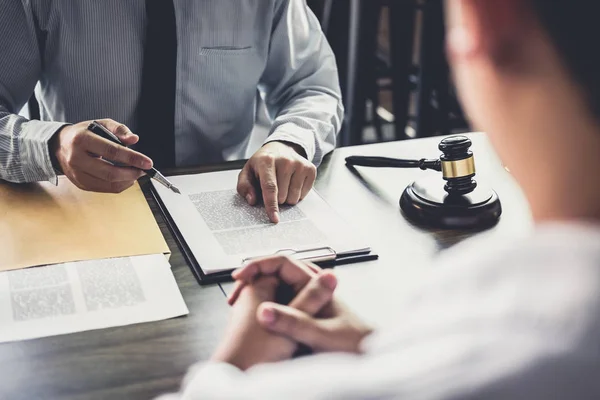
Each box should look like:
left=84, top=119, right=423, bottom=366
left=0, top=0, right=342, bottom=183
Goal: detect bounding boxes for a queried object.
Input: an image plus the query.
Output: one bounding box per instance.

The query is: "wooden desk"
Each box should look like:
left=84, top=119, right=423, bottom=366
left=0, top=133, right=532, bottom=399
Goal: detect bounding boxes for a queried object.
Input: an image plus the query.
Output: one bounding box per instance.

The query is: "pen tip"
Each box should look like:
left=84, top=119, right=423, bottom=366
left=171, top=186, right=181, bottom=194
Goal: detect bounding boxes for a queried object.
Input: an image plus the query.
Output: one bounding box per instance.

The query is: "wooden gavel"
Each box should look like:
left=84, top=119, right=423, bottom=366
left=345, top=135, right=502, bottom=229
left=345, top=135, right=477, bottom=196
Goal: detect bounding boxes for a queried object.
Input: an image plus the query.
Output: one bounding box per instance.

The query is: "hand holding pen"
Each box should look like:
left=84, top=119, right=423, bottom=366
left=50, top=119, right=179, bottom=194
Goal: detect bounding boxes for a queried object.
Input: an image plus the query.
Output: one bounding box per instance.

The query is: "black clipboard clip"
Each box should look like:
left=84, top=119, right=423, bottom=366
left=242, top=246, right=378, bottom=270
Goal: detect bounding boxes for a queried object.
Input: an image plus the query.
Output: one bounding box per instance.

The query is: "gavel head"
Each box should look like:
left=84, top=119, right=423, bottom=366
left=439, top=136, right=477, bottom=195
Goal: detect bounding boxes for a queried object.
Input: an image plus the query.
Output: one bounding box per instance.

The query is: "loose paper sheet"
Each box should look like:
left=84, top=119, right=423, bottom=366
left=0, top=254, right=188, bottom=343
left=152, top=170, right=369, bottom=274
left=0, top=177, right=170, bottom=272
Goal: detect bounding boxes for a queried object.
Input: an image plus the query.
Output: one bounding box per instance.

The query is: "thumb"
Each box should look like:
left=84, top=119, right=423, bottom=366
left=237, top=165, right=258, bottom=206
left=257, top=303, right=325, bottom=348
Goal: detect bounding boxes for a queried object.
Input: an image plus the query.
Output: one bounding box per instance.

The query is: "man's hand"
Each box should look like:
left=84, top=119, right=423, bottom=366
left=237, top=141, right=317, bottom=223
left=230, top=255, right=372, bottom=355
left=212, top=270, right=337, bottom=370
left=51, top=119, right=153, bottom=193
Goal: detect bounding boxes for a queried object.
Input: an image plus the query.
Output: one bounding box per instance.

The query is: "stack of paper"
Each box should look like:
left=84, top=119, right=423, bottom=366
left=0, top=178, right=185, bottom=343
left=0, top=254, right=188, bottom=343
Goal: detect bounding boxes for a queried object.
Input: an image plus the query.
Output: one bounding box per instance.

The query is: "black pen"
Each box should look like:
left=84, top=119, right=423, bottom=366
left=87, top=121, right=181, bottom=194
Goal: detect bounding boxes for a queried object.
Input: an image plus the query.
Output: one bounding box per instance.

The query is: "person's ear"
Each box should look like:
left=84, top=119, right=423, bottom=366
left=445, top=0, right=529, bottom=66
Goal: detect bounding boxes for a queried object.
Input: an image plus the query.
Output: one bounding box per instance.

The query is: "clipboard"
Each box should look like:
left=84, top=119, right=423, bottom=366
left=149, top=183, right=378, bottom=285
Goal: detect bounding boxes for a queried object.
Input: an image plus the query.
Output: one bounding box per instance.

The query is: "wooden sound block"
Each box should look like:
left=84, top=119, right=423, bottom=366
left=400, top=177, right=502, bottom=229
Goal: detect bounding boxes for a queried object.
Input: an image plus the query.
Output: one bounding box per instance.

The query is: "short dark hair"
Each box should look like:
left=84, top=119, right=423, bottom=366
left=532, top=0, right=600, bottom=118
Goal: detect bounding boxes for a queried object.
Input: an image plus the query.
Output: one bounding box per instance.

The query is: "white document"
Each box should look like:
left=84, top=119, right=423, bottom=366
left=0, top=254, right=188, bottom=343
left=152, top=170, right=370, bottom=274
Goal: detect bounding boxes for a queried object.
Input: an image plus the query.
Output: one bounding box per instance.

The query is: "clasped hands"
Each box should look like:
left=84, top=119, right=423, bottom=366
left=211, top=256, right=372, bottom=371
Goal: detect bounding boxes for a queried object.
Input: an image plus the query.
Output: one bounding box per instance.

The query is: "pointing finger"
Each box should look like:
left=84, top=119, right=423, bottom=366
left=258, top=159, right=279, bottom=223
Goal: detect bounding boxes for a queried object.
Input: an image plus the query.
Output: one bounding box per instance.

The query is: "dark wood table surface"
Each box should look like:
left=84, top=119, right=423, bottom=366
left=0, top=133, right=532, bottom=400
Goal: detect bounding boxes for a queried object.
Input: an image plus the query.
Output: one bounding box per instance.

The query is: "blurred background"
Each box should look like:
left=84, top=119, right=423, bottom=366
left=307, top=0, right=470, bottom=147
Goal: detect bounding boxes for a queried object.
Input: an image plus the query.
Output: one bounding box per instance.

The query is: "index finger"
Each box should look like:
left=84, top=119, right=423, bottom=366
left=257, top=162, right=279, bottom=223
left=84, top=133, right=152, bottom=170
left=95, top=118, right=137, bottom=141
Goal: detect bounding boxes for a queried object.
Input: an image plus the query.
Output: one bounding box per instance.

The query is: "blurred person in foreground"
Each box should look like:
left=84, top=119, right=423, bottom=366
left=160, top=0, right=600, bottom=398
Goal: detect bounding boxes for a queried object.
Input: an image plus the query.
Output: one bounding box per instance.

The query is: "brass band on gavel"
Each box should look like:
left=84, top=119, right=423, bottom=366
left=441, top=156, right=475, bottom=179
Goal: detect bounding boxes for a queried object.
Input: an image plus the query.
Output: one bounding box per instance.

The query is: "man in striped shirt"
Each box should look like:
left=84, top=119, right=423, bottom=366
left=0, top=0, right=342, bottom=223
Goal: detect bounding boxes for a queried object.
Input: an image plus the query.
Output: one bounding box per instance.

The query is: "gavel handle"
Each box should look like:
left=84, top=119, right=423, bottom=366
left=345, top=156, right=442, bottom=171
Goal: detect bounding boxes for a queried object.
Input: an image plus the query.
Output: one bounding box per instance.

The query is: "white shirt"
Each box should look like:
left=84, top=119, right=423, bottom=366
left=160, top=223, right=600, bottom=399
left=0, top=0, right=342, bottom=183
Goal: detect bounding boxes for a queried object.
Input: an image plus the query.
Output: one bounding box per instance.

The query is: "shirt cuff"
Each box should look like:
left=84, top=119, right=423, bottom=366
left=20, top=120, right=68, bottom=185
left=265, top=123, right=317, bottom=164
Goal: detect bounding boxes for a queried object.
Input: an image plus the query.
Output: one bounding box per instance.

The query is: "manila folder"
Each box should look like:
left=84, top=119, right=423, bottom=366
left=0, top=176, right=170, bottom=272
